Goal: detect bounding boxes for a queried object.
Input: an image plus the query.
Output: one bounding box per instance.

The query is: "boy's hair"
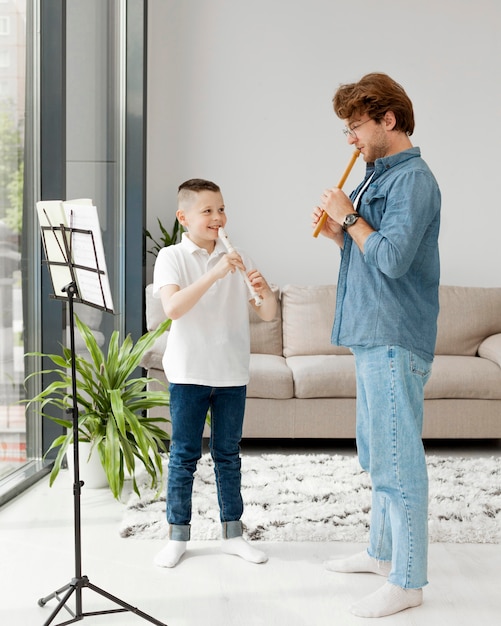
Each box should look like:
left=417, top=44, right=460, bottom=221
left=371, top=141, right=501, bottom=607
left=332, top=73, right=415, bottom=136
left=177, top=178, right=221, bottom=207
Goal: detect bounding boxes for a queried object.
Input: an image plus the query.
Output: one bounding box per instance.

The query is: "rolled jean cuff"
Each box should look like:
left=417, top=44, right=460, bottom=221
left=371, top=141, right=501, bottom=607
left=169, top=524, right=191, bottom=542
left=222, top=520, right=243, bottom=539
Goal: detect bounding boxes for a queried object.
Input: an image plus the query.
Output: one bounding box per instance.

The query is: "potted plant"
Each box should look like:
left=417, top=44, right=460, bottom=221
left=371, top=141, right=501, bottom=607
left=25, top=315, right=171, bottom=500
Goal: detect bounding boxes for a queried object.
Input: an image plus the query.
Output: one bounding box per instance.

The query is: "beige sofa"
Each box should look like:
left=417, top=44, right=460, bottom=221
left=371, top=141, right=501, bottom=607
left=141, top=284, right=501, bottom=439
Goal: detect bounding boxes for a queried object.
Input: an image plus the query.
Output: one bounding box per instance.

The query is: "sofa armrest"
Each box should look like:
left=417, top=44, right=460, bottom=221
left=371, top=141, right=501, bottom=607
left=478, top=333, right=501, bottom=367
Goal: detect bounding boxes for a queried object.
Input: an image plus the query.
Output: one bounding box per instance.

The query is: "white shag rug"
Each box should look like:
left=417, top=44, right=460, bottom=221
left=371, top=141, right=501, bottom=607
left=119, top=453, right=501, bottom=544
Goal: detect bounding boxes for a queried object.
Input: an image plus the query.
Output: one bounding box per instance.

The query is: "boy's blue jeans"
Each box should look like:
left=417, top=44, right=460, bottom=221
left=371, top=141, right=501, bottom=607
left=167, top=383, right=246, bottom=541
left=351, top=345, right=432, bottom=590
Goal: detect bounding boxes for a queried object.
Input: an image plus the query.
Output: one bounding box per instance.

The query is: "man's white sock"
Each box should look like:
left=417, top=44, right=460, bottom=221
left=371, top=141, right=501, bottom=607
left=351, top=582, right=423, bottom=618
left=220, top=536, right=268, bottom=564
left=153, top=540, right=187, bottom=568
left=325, top=550, right=391, bottom=576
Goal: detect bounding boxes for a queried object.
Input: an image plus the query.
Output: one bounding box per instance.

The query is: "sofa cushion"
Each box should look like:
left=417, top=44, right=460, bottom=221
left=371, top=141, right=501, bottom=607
left=249, top=286, right=283, bottom=356
left=424, top=355, right=501, bottom=399
left=286, top=354, right=356, bottom=398
left=478, top=333, right=501, bottom=368
left=281, top=285, right=351, bottom=357
left=435, top=286, right=501, bottom=356
left=247, top=354, right=294, bottom=399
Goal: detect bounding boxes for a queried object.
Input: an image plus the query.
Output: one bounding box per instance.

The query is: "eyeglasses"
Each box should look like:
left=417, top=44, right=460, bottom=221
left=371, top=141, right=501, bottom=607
left=343, top=118, right=372, bottom=138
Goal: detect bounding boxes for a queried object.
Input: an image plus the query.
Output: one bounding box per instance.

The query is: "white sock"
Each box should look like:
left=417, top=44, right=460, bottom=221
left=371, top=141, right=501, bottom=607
left=351, top=582, right=423, bottom=618
left=325, top=550, right=391, bottom=577
left=153, top=540, right=187, bottom=568
left=220, top=536, right=268, bottom=564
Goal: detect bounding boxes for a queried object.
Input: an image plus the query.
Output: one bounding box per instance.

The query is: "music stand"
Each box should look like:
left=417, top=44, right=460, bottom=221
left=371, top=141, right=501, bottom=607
left=36, top=203, right=168, bottom=626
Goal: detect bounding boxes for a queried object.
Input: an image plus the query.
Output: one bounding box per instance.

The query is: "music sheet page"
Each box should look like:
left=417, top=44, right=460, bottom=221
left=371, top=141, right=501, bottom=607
left=36, top=199, right=114, bottom=312
left=64, top=202, right=114, bottom=312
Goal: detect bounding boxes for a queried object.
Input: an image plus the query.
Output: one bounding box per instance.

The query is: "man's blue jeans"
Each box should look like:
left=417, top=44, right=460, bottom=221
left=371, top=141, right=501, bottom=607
left=167, top=383, right=246, bottom=541
left=351, top=345, right=432, bottom=589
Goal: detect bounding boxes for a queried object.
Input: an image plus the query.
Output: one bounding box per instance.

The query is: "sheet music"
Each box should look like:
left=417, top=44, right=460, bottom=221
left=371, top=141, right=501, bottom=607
left=64, top=203, right=114, bottom=311
left=36, top=201, right=74, bottom=298
left=36, top=199, right=115, bottom=312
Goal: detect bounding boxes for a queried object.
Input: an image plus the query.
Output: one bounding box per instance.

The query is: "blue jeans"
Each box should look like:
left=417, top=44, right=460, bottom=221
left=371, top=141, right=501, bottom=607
left=351, top=345, right=432, bottom=589
left=167, top=383, right=246, bottom=541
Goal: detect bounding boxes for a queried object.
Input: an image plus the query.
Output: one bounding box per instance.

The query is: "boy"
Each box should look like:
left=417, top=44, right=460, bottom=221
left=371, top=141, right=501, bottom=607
left=153, top=178, right=277, bottom=568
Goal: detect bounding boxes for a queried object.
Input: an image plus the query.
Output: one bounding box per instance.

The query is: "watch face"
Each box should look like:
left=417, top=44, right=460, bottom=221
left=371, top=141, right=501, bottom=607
left=343, top=213, right=359, bottom=231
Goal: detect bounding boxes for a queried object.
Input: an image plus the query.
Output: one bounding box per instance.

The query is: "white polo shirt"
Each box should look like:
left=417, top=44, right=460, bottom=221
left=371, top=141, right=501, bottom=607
left=152, top=233, right=254, bottom=387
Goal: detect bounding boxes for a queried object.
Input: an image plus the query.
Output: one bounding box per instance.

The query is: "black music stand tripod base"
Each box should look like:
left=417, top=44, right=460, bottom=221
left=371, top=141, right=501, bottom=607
left=38, top=575, right=167, bottom=626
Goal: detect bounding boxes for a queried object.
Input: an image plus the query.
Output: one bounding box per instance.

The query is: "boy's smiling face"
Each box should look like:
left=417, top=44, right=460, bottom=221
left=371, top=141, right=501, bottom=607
left=177, top=189, right=227, bottom=251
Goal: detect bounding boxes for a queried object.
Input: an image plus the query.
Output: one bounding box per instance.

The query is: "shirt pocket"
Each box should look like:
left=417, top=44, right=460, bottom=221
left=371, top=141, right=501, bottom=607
left=359, top=187, right=386, bottom=230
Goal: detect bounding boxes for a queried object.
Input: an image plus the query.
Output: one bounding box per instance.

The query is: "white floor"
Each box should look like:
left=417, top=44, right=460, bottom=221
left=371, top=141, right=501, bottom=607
left=1, top=441, right=500, bottom=626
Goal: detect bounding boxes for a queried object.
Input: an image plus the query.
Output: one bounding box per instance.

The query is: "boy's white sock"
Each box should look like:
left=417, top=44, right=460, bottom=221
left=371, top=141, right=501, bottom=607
left=153, top=540, right=187, bottom=568
left=350, top=582, right=423, bottom=618
left=220, top=536, right=268, bottom=564
left=325, top=550, right=391, bottom=576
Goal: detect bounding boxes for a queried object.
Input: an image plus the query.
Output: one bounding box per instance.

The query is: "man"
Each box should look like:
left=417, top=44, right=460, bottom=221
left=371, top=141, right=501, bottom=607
left=312, top=73, right=440, bottom=618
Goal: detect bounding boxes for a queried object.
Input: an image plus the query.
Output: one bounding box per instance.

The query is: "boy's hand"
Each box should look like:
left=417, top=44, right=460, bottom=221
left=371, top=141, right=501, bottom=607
left=247, top=269, right=277, bottom=321
left=247, top=269, right=271, bottom=297
left=213, top=251, right=246, bottom=280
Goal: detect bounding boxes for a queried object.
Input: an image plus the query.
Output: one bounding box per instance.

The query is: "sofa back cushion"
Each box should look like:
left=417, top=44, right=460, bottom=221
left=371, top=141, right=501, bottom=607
left=248, top=285, right=283, bottom=356
left=435, top=286, right=501, bottom=356
left=281, top=284, right=350, bottom=357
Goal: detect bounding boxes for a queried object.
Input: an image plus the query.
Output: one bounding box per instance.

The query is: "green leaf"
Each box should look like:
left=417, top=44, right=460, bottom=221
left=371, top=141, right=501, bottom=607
left=145, top=217, right=184, bottom=257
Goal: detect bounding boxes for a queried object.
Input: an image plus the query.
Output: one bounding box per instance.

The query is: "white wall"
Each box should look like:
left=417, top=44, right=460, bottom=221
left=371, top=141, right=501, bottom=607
left=147, top=0, right=501, bottom=288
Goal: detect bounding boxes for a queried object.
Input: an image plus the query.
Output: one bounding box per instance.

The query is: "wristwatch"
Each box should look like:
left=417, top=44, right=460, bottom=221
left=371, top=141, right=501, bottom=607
left=342, top=212, right=360, bottom=231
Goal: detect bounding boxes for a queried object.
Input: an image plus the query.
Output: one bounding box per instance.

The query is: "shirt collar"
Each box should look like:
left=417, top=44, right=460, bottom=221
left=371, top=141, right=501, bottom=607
left=181, top=231, right=226, bottom=256
left=373, top=146, right=421, bottom=176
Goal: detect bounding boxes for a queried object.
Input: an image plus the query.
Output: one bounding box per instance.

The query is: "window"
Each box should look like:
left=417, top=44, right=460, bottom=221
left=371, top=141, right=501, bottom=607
left=0, top=0, right=42, bottom=504
left=0, top=0, right=146, bottom=506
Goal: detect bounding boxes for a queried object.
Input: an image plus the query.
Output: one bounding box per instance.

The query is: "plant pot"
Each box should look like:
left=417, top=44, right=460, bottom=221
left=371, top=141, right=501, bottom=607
left=67, top=441, right=108, bottom=489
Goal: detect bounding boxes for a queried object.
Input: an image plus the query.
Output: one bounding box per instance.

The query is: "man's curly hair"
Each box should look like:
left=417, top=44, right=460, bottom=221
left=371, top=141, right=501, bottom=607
left=333, top=73, right=415, bottom=136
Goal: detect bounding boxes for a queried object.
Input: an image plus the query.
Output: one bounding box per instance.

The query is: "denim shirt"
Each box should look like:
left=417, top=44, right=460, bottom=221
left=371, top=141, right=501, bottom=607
left=331, top=147, right=441, bottom=362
